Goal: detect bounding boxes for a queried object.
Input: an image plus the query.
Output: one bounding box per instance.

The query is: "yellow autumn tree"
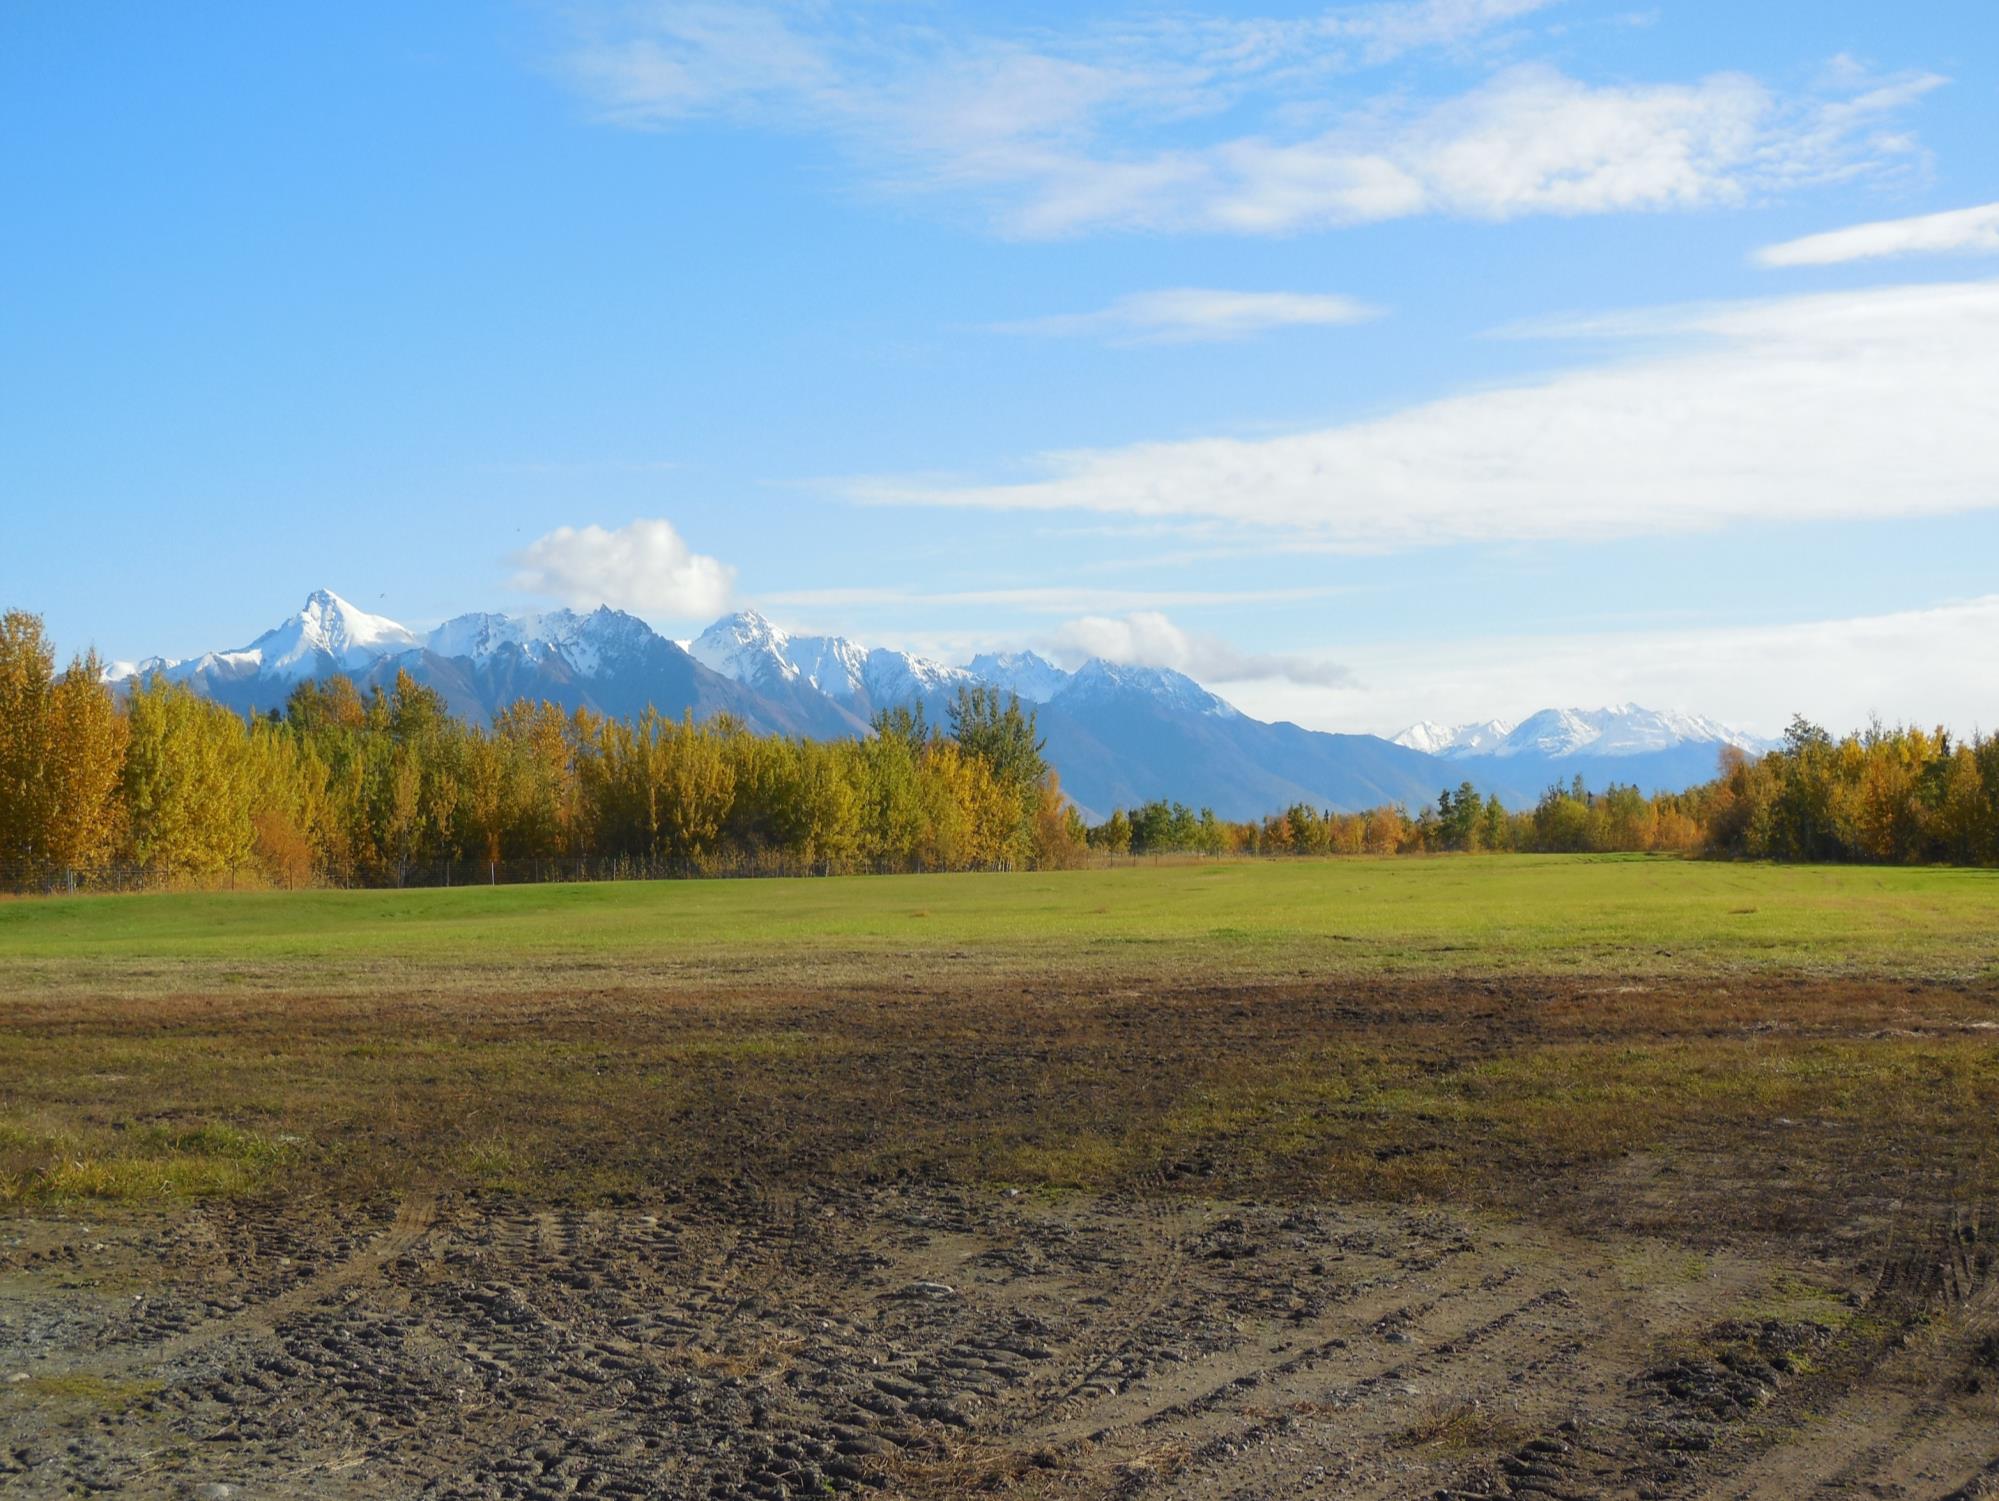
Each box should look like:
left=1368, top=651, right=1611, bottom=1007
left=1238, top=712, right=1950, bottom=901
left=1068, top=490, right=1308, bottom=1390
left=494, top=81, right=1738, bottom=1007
left=41, top=652, right=128, bottom=877
left=0, top=616, right=127, bottom=881
left=121, top=677, right=257, bottom=881
left=1029, top=771, right=1088, bottom=869
left=0, top=610, right=57, bottom=873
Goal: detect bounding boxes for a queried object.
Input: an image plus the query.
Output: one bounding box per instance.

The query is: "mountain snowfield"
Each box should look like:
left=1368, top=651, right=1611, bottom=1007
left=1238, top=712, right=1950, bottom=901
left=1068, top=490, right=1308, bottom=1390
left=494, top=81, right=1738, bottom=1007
left=103, top=591, right=1773, bottom=819
left=1393, top=718, right=1513, bottom=757
left=965, top=650, right=1072, bottom=705
left=1054, top=659, right=1239, bottom=720
left=690, top=610, right=977, bottom=720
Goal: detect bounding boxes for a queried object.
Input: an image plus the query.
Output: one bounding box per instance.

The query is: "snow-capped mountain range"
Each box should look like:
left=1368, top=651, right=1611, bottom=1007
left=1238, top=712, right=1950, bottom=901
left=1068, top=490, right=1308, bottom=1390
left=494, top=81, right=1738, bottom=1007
left=1397, top=706, right=1775, bottom=760
left=104, top=591, right=1771, bottom=819
left=110, top=591, right=652, bottom=688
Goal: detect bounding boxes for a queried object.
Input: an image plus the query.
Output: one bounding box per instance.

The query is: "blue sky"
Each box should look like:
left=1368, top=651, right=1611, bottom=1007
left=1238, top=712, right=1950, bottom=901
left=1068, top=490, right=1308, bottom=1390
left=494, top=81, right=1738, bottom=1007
left=4, top=0, right=1997, bottom=736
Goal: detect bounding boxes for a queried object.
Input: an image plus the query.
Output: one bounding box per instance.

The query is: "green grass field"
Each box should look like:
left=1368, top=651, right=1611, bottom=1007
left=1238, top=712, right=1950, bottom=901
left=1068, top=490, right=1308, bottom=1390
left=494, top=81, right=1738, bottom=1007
left=3, top=855, right=1996, bottom=988
left=4, top=855, right=1996, bottom=1212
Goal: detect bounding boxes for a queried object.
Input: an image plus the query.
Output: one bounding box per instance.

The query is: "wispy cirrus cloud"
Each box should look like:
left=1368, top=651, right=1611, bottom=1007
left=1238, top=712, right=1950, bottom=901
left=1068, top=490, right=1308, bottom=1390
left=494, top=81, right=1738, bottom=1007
left=762, top=584, right=1339, bottom=614
left=1757, top=199, right=1999, bottom=267
left=566, top=0, right=1559, bottom=127
left=513, top=518, right=735, bottom=617
left=851, top=277, right=1999, bottom=547
left=1047, top=610, right=1356, bottom=688
left=559, top=4, right=1940, bottom=237
left=995, top=287, right=1380, bottom=343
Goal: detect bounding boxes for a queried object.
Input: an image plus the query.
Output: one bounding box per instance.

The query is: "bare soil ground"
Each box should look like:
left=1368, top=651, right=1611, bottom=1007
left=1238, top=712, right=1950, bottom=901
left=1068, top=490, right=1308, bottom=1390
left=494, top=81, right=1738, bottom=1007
left=4, top=971, right=1997, bottom=1499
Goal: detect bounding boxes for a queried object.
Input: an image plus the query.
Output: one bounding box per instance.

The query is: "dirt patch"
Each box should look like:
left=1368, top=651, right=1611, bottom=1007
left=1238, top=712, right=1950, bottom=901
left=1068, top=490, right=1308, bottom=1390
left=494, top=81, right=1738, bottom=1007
left=3, top=974, right=1998, bottom=1496
left=5, top=1185, right=1996, bottom=1499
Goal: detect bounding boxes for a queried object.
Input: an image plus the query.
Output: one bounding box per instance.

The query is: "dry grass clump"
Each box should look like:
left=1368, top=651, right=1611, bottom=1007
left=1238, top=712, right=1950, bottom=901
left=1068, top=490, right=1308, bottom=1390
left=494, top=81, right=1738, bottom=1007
left=1393, top=1396, right=1538, bottom=1454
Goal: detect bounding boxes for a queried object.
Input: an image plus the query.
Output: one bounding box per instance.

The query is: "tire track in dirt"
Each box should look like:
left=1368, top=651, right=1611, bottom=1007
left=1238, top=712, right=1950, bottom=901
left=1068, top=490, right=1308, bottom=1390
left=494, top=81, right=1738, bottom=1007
left=854, top=1187, right=1198, bottom=1499
left=1408, top=1200, right=1999, bottom=1501
left=925, top=1211, right=1556, bottom=1496
left=1708, top=1203, right=1999, bottom=1501
left=1066, top=1250, right=1518, bottom=1443
left=1101, top=1270, right=1578, bottom=1497
left=1120, top=1218, right=1841, bottom=1501
left=696, top=1177, right=806, bottom=1355
left=397, top=1178, right=844, bottom=1501
left=999, top=1178, right=1193, bottom=1435
left=19, top=1184, right=1987, bottom=1501
left=57, top=1191, right=435, bottom=1380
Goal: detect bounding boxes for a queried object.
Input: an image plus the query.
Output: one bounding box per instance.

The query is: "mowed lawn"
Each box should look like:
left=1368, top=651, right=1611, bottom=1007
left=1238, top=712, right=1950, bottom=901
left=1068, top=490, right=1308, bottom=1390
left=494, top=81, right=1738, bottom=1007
left=1, top=854, right=1996, bottom=986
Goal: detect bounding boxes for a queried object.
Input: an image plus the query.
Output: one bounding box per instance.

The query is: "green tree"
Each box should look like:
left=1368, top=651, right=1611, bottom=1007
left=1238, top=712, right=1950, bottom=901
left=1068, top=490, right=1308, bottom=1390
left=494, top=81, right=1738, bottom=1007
left=1090, top=808, right=1132, bottom=856
left=1435, top=781, right=1485, bottom=851
left=949, top=685, right=1045, bottom=797
left=870, top=703, right=932, bottom=746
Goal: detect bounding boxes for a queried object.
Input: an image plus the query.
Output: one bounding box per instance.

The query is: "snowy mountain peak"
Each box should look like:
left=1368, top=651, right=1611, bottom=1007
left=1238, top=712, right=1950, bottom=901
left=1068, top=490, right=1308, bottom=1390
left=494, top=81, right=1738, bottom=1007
left=1392, top=720, right=1450, bottom=754
left=791, top=635, right=872, bottom=700
left=690, top=610, right=806, bottom=690
left=237, top=590, right=419, bottom=681
left=1394, top=718, right=1514, bottom=755
left=1504, top=708, right=1603, bottom=758
left=294, top=590, right=414, bottom=656
left=1057, top=659, right=1239, bottom=719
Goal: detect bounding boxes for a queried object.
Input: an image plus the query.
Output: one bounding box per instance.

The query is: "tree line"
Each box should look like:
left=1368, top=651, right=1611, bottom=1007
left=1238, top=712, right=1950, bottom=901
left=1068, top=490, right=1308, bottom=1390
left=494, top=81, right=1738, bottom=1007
left=1078, top=783, right=1698, bottom=859
left=4, top=608, right=1995, bottom=888
left=1085, top=717, right=1999, bottom=865
left=0, top=612, right=1082, bottom=888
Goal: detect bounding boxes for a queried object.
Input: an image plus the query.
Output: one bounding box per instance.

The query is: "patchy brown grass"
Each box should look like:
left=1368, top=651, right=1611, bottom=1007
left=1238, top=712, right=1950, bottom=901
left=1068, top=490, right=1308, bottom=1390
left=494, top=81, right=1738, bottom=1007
left=4, top=970, right=1996, bottom=1253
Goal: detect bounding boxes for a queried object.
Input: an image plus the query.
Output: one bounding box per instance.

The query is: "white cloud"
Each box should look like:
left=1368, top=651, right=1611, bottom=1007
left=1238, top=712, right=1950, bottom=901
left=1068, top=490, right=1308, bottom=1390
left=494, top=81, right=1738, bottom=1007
left=1757, top=200, right=1999, bottom=267
left=995, top=288, right=1381, bottom=343
left=1226, top=596, right=1999, bottom=741
left=1048, top=610, right=1356, bottom=688
left=512, top=518, right=735, bottom=617
left=989, top=64, right=1939, bottom=237
left=854, top=277, right=1999, bottom=546
left=561, top=5, right=1938, bottom=237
